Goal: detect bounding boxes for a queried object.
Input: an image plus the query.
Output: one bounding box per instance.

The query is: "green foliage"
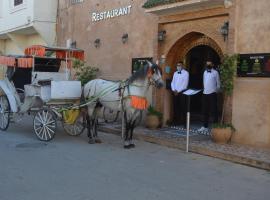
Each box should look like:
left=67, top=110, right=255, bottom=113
left=219, top=54, right=239, bottom=96
left=73, top=59, right=99, bottom=86
left=147, top=105, right=163, bottom=118
left=143, top=0, right=180, bottom=8
left=212, top=123, right=236, bottom=131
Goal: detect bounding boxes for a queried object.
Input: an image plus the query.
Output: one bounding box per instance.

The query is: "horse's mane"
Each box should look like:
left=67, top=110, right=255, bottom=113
left=127, top=64, right=149, bottom=84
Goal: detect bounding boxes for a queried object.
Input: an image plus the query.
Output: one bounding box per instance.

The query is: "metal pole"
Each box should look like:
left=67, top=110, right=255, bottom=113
left=121, top=111, right=124, bottom=139
left=186, top=95, right=191, bottom=153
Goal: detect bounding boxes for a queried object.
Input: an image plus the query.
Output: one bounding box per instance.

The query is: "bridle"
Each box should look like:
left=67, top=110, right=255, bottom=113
left=147, top=67, right=163, bottom=87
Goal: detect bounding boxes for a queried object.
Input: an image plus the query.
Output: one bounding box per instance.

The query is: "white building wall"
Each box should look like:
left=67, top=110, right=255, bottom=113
left=0, top=0, right=34, bottom=34
left=0, top=0, right=57, bottom=54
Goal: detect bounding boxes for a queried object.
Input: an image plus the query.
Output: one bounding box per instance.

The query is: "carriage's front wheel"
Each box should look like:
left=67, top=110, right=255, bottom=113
left=33, top=109, right=57, bottom=141
left=0, top=95, right=10, bottom=131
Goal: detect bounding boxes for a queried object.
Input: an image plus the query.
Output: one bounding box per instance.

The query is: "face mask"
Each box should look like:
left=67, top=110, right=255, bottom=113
left=206, top=64, right=212, bottom=69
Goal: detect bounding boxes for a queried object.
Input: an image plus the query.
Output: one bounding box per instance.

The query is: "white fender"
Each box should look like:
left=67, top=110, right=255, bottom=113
left=0, top=78, right=20, bottom=112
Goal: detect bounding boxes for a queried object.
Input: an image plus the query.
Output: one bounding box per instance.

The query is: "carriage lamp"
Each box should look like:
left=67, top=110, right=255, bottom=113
left=94, top=39, right=101, bottom=48
left=122, top=33, right=129, bottom=44
left=220, top=21, right=229, bottom=41
left=71, top=41, right=77, bottom=48
left=158, top=30, right=166, bottom=42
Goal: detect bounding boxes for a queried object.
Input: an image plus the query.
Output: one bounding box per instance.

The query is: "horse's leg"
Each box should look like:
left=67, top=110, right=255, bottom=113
left=123, top=111, right=131, bottom=149
left=129, top=110, right=142, bottom=148
left=86, top=114, right=95, bottom=144
left=129, top=120, right=136, bottom=148
left=93, top=111, right=102, bottom=143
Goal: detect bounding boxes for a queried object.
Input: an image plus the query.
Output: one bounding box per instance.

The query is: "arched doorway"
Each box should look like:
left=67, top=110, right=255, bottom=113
left=162, top=32, right=223, bottom=124
left=186, top=45, right=221, bottom=118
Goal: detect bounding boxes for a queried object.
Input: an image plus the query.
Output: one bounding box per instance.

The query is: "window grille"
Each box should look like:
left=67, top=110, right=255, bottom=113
left=71, top=0, right=83, bottom=5
left=14, top=0, right=23, bottom=6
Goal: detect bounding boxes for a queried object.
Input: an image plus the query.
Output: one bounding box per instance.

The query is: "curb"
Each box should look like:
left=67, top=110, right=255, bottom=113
left=99, top=126, right=270, bottom=171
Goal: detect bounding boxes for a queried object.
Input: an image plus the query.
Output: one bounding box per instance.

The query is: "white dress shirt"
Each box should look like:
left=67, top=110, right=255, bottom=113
left=171, top=69, right=189, bottom=93
left=203, top=68, right=221, bottom=94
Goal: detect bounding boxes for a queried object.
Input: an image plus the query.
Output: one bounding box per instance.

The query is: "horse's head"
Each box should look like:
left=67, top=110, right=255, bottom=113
left=147, top=61, right=164, bottom=88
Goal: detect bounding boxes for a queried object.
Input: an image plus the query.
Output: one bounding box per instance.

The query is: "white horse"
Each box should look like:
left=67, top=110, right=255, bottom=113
left=83, top=62, right=164, bottom=148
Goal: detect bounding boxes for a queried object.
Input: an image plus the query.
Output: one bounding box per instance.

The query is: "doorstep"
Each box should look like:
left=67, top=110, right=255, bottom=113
left=98, top=123, right=270, bottom=171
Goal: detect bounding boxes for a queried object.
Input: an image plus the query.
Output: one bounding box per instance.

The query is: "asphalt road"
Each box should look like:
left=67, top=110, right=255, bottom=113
left=0, top=116, right=269, bottom=200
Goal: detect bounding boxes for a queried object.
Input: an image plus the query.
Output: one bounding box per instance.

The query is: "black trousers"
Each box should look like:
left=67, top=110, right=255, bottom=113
left=202, top=93, right=218, bottom=128
left=173, top=93, right=187, bottom=125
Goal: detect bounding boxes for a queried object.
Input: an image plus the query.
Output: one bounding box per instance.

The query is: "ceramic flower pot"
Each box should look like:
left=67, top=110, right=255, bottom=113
left=145, top=115, right=160, bottom=129
left=211, top=127, right=232, bottom=144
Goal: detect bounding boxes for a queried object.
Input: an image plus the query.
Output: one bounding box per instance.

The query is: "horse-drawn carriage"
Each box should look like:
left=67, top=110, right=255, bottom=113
left=0, top=45, right=86, bottom=141
left=0, top=45, right=164, bottom=148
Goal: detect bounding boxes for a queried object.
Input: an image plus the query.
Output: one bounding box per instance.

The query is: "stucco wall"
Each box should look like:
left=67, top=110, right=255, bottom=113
left=231, top=0, right=270, bottom=148
left=235, top=0, right=270, bottom=54
left=0, top=34, right=46, bottom=55
left=232, top=78, right=270, bottom=148
left=0, top=40, right=4, bottom=54
left=4, top=39, right=21, bottom=55
left=57, top=0, right=158, bottom=80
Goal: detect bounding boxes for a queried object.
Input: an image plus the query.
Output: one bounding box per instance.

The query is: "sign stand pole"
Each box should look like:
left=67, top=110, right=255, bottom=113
left=121, top=111, right=124, bottom=139
left=183, top=89, right=201, bottom=153
left=186, top=95, right=191, bottom=153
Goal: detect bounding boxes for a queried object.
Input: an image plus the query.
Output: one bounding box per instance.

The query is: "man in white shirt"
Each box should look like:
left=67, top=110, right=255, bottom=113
left=171, top=62, right=189, bottom=126
left=198, top=60, right=220, bottom=132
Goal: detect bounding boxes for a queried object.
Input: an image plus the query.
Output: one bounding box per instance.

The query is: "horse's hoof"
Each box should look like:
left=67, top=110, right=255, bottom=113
left=124, top=145, right=131, bottom=149
left=129, top=144, right=136, bottom=148
left=88, top=139, right=95, bottom=144
left=95, top=138, right=102, bottom=143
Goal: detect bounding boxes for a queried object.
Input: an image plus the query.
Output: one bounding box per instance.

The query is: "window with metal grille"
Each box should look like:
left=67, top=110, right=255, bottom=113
left=14, top=0, right=23, bottom=6
left=71, top=0, right=83, bottom=5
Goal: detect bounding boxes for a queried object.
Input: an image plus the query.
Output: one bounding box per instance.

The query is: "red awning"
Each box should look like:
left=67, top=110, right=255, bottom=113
left=24, top=45, right=85, bottom=61
left=0, top=56, right=16, bottom=67
left=17, top=58, right=33, bottom=68
left=56, top=51, right=85, bottom=61
left=24, top=45, right=46, bottom=57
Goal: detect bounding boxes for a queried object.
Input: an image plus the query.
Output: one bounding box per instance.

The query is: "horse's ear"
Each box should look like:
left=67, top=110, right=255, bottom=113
left=146, top=60, right=153, bottom=68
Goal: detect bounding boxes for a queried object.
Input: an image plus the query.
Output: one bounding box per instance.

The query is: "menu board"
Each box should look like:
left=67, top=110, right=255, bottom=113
left=238, top=54, right=270, bottom=77
left=131, top=57, right=153, bottom=74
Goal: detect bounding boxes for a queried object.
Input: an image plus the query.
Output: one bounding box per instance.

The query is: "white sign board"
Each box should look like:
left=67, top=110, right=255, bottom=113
left=183, top=89, right=201, bottom=96
left=91, top=5, right=132, bottom=22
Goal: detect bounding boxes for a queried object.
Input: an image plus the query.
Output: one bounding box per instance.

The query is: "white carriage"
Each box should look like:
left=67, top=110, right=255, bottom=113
left=0, top=45, right=86, bottom=141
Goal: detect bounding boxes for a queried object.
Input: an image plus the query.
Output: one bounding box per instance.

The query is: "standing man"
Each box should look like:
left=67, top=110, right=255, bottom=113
left=198, top=60, right=220, bottom=132
left=171, top=62, right=189, bottom=126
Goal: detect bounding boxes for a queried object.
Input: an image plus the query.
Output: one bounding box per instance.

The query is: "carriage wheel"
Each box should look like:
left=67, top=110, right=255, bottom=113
left=33, top=109, right=57, bottom=141
left=0, top=95, right=10, bottom=131
left=62, top=114, right=85, bottom=136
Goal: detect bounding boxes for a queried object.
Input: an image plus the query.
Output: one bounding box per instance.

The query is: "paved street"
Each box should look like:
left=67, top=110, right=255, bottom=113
left=0, top=117, right=270, bottom=200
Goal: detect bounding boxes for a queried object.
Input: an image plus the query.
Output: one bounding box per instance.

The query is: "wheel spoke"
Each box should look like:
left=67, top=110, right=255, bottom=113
left=37, top=112, right=44, bottom=124
left=36, top=127, right=43, bottom=137
left=45, top=125, right=54, bottom=134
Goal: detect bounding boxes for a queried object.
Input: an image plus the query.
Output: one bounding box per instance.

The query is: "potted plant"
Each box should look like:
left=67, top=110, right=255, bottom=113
left=145, top=105, right=163, bottom=129
left=211, top=54, right=238, bottom=144
left=73, top=59, right=99, bottom=85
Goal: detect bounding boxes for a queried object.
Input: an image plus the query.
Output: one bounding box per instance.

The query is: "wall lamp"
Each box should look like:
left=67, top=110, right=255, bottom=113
left=94, top=38, right=101, bottom=48
left=122, top=33, right=129, bottom=44
left=220, top=21, right=229, bottom=41
left=158, top=30, right=166, bottom=42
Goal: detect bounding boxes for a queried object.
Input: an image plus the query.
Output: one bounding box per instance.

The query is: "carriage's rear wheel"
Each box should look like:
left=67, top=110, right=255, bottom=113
left=0, top=95, right=10, bottom=131
left=33, top=109, right=56, bottom=141
left=62, top=114, right=85, bottom=136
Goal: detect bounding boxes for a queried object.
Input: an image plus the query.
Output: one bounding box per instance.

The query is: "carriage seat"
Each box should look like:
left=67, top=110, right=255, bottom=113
left=32, top=72, right=67, bottom=85
left=37, top=79, right=51, bottom=86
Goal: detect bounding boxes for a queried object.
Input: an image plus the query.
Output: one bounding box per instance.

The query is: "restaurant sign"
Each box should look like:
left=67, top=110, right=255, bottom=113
left=238, top=53, right=270, bottom=77
left=91, top=5, right=132, bottom=22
